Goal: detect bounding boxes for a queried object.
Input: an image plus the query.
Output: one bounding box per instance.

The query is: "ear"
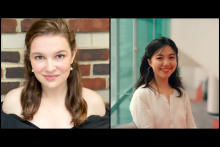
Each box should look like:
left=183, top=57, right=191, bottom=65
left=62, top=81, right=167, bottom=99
left=147, top=59, right=152, bottom=67
left=71, top=48, right=77, bottom=64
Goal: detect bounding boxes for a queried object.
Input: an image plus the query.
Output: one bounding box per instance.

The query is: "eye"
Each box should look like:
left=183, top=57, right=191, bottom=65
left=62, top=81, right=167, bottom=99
left=170, top=57, right=175, bottom=59
left=36, top=56, right=44, bottom=60
left=56, top=55, right=64, bottom=59
left=157, top=57, right=162, bottom=59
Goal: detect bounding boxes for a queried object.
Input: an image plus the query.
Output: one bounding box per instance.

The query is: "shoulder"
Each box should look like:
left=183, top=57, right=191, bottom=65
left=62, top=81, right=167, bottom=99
left=133, top=85, right=151, bottom=98
left=176, top=88, right=190, bottom=103
left=130, top=86, right=151, bottom=111
left=131, top=86, right=151, bottom=104
left=177, top=87, right=188, bottom=97
left=2, top=86, right=24, bottom=115
left=82, top=87, right=106, bottom=117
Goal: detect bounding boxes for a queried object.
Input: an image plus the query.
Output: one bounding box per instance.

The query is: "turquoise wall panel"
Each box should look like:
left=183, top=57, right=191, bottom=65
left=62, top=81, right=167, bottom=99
left=111, top=18, right=171, bottom=127
left=118, top=19, right=133, bottom=94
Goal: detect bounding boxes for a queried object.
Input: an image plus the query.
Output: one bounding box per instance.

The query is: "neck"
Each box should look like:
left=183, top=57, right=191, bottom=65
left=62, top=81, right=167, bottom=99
left=41, top=81, right=68, bottom=103
left=151, top=74, right=171, bottom=91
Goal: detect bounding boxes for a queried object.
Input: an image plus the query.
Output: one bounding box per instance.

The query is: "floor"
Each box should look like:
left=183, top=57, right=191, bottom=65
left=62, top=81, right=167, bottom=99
left=190, top=100, right=214, bottom=128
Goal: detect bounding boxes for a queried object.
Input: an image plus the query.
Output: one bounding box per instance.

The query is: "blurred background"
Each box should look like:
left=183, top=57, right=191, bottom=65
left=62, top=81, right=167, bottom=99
left=110, top=18, right=219, bottom=128
left=1, top=18, right=110, bottom=110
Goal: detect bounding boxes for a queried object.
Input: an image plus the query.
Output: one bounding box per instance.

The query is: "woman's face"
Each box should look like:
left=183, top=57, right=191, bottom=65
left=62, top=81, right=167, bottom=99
left=30, top=35, right=76, bottom=89
left=148, top=45, right=177, bottom=80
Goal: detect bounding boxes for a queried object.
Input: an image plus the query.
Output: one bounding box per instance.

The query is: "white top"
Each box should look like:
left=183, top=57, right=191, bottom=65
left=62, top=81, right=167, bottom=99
left=129, top=85, right=197, bottom=128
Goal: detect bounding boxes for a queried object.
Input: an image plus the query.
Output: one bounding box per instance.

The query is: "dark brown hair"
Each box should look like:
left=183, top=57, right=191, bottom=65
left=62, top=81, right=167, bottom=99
left=21, top=18, right=87, bottom=127
left=136, top=36, right=184, bottom=97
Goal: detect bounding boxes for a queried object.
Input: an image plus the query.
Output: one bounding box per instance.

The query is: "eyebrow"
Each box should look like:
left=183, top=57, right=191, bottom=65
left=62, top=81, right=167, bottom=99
left=31, top=50, right=68, bottom=56
left=156, top=53, right=176, bottom=56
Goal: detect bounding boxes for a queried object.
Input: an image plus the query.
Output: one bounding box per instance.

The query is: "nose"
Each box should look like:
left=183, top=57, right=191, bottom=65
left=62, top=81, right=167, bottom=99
left=45, top=59, right=56, bottom=72
left=163, top=59, right=170, bottom=66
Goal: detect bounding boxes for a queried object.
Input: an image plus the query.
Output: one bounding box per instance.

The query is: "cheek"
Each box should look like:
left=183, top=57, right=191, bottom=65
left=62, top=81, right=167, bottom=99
left=56, top=58, right=72, bottom=72
left=31, top=62, right=45, bottom=73
left=152, top=61, right=163, bottom=69
left=57, top=62, right=70, bottom=72
left=170, top=61, right=177, bottom=73
left=171, top=60, right=177, bottom=68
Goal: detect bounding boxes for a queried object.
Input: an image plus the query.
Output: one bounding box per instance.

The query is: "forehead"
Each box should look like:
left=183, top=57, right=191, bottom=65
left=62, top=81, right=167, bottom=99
left=30, top=35, right=71, bottom=54
left=153, top=45, right=176, bottom=56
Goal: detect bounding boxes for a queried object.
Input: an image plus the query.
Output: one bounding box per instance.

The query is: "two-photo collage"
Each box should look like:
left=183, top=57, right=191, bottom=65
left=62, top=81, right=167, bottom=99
left=1, top=18, right=219, bottom=129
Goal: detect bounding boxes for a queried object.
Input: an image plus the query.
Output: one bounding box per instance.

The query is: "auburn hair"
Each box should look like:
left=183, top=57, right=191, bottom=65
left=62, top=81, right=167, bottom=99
left=21, top=18, right=87, bottom=127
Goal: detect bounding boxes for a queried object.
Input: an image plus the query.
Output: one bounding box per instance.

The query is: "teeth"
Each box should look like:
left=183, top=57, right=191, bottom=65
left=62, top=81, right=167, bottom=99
left=162, top=69, right=169, bottom=71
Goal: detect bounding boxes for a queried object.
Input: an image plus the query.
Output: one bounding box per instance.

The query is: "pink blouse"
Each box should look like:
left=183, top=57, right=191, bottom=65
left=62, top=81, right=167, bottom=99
left=129, top=85, right=197, bottom=128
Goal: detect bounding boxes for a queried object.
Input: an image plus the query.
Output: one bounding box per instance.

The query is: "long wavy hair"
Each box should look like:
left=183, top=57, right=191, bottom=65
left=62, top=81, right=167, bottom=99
left=21, top=18, right=87, bottom=127
left=136, top=36, right=184, bottom=97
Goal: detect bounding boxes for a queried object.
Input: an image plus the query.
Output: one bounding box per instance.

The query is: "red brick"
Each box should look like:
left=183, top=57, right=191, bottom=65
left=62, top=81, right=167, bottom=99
left=1, top=19, right=17, bottom=33
left=69, top=19, right=109, bottom=32
left=78, top=49, right=109, bottom=61
left=79, top=64, right=90, bottom=76
left=21, top=18, right=38, bottom=32
left=82, top=78, right=106, bottom=90
left=1, top=82, right=20, bottom=94
left=101, top=50, right=109, bottom=60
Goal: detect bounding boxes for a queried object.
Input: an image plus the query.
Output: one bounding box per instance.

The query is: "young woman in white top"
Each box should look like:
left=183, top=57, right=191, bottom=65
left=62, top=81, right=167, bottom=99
left=2, top=19, right=108, bottom=129
left=130, top=37, right=196, bottom=128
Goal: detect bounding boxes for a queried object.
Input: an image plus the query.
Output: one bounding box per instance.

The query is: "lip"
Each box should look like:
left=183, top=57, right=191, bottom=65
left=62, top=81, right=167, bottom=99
left=43, top=75, right=59, bottom=81
left=160, top=68, right=171, bottom=73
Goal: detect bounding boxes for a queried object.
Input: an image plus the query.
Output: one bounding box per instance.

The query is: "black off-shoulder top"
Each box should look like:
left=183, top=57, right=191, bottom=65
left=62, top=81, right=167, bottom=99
left=1, top=102, right=109, bottom=129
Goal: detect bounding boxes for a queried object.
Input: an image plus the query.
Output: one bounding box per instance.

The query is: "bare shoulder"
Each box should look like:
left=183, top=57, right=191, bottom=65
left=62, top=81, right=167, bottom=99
left=2, top=86, right=24, bottom=115
left=82, top=87, right=106, bottom=117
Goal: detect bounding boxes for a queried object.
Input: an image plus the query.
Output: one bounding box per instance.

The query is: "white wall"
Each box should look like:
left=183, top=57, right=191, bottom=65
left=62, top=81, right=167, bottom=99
left=171, top=19, right=219, bottom=80
left=180, top=66, right=208, bottom=100
left=194, top=67, right=208, bottom=88
left=180, top=67, right=195, bottom=89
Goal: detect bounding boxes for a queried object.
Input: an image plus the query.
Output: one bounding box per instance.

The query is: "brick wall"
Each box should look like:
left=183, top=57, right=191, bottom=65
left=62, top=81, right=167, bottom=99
left=1, top=18, right=109, bottom=110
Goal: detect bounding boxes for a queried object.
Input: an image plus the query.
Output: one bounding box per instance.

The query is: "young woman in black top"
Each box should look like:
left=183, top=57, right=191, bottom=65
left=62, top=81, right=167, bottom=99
left=1, top=19, right=109, bottom=129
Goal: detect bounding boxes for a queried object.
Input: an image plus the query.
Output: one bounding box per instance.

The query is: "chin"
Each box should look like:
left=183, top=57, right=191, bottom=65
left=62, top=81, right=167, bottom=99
left=38, top=77, right=61, bottom=88
left=41, top=82, right=59, bottom=89
left=158, top=73, right=172, bottom=79
left=163, top=75, right=171, bottom=79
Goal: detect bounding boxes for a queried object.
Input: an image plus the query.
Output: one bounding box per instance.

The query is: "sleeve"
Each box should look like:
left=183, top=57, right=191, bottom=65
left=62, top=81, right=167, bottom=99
left=129, top=89, right=154, bottom=128
left=184, top=91, right=197, bottom=128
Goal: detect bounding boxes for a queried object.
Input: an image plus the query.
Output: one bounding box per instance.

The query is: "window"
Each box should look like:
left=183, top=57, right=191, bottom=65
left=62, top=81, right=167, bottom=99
left=111, top=18, right=170, bottom=127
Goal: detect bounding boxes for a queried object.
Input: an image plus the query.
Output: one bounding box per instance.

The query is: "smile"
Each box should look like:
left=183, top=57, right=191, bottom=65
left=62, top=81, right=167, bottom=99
left=43, top=75, right=59, bottom=81
left=161, top=68, right=171, bottom=73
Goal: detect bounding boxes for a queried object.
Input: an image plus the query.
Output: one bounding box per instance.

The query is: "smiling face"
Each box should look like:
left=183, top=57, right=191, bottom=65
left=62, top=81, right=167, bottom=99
left=30, top=35, right=76, bottom=89
left=148, top=45, right=177, bottom=80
